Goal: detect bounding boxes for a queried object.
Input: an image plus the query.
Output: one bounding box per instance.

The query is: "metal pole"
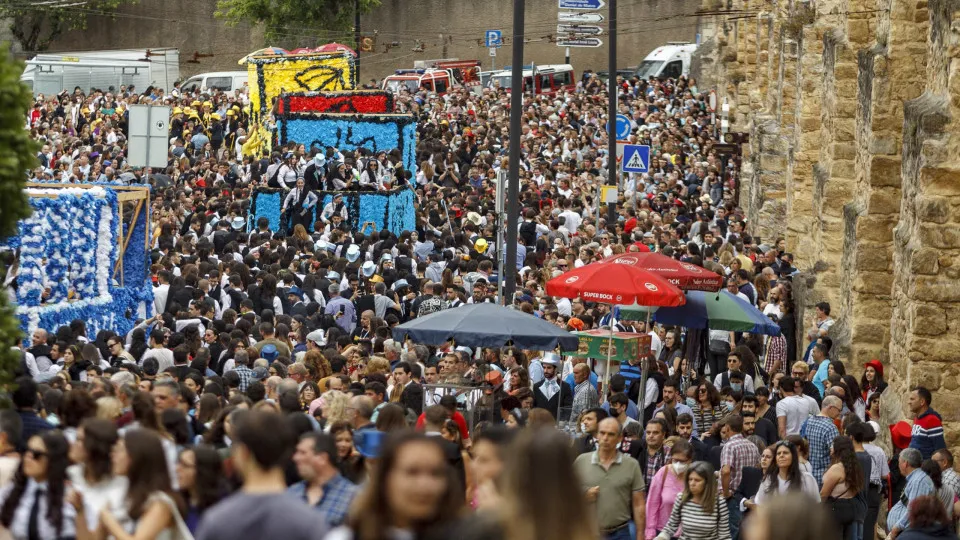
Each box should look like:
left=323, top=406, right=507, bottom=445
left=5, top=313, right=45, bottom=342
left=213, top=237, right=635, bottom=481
left=496, top=213, right=505, bottom=305
left=503, top=0, right=524, bottom=306
left=606, top=0, right=617, bottom=226
left=355, top=0, right=361, bottom=85
left=565, top=47, right=570, bottom=65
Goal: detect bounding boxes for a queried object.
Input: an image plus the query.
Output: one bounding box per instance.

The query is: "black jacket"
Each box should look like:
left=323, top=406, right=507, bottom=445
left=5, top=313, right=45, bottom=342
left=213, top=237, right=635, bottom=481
left=532, top=378, right=573, bottom=421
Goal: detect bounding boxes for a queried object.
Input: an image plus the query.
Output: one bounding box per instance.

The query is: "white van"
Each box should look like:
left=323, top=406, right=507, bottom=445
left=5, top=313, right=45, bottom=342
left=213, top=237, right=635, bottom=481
left=21, top=48, right=180, bottom=96
left=634, top=43, right=698, bottom=80
left=180, top=71, right=248, bottom=93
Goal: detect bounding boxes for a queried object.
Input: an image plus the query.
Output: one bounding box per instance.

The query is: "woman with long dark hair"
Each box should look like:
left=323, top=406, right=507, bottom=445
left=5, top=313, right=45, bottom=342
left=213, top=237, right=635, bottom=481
left=68, top=418, right=127, bottom=535
left=744, top=440, right=818, bottom=510
left=94, top=429, right=190, bottom=539
left=659, top=329, right=684, bottom=374
left=0, top=431, right=74, bottom=539
left=920, top=459, right=955, bottom=522
left=841, top=375, right=867, bottom=421
left=691, top=381, right=727, bottom=437
left=326, top=432, right=464, bottom=540
left=63, top=344, right=90, bottom=381
left=177, top=446, right=225, bottom=534
left=821, top=436, right=866, bottom=540
left=860, top=360, right=887, bottom=403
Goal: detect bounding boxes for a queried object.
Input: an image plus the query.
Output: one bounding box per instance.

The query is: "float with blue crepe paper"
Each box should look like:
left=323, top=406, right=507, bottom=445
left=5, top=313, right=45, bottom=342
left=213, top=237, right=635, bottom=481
left=275, top=113, right=418, bottom=172
left=2, top=184, right=153, bottom=339
left=249, top=187, right=416, bottom=235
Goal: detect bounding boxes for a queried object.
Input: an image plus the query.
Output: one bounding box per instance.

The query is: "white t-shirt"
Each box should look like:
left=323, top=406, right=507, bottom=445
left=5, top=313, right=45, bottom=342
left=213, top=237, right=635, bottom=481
left=776, top=394, right=820, bottom=436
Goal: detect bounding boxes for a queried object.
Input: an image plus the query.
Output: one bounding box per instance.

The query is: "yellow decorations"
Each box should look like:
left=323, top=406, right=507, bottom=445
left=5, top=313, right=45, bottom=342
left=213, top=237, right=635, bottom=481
left=242, top=52, right=357, bottom=117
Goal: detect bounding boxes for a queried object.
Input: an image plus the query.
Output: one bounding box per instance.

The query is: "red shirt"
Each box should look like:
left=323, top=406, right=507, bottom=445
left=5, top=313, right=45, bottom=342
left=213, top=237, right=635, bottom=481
left=416, top=410, right=469, bottom=440
left=624, top=217, right=638, bottom=235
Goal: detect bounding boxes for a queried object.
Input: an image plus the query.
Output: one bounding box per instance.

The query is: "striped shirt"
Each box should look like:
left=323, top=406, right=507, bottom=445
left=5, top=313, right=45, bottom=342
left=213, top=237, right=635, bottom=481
left=659, top=492, right=731, bottom=540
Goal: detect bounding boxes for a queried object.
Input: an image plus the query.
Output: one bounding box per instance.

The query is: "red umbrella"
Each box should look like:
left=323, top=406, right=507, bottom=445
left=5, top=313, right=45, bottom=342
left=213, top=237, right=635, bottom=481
left=598, top=252, right=724, bottom=292
left=546, top=263, right=686, bottom=306
left=315, top=42, right=357, bottom=56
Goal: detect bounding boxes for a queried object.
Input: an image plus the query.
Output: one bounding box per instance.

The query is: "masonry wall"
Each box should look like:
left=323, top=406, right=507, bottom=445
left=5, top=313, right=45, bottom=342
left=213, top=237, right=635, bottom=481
left=700, top=0, right=960, bottom=451
left=42, top=0, right=702, bottom=80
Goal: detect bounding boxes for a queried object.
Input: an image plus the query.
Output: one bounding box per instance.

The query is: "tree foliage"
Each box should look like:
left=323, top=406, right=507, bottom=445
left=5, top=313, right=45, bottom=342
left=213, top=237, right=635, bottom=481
left=215, top=0, right=381, bottom=46
left=0, top=45, right=36, bottom=390
left=0, top=0, right=137, bottom=53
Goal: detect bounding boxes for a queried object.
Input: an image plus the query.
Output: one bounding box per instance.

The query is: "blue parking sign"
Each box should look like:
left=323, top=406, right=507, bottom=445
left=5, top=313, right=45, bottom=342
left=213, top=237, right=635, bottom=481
left=485, top=30, right=502, bottom=48
left=621, top=144, right=650, bottom=174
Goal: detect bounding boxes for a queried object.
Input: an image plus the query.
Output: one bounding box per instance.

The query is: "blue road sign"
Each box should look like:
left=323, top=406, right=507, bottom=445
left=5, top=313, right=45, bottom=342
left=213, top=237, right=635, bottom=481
left=558, top=0, right=605, bottom=10
left=615, top=114, right=631, bottom=140
left=485, top=30, right=503, bottom=48
left=621, top=144, right=650, bottom=174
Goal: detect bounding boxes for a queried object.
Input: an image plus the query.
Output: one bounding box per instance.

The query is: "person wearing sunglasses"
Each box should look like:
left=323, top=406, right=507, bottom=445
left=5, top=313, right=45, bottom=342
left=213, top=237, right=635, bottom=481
left=0, top=431, right=75, bottom=540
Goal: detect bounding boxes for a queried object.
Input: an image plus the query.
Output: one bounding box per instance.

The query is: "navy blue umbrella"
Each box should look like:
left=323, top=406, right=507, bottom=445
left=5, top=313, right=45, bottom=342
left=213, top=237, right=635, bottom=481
left=392, top=303, right=580, bottom=351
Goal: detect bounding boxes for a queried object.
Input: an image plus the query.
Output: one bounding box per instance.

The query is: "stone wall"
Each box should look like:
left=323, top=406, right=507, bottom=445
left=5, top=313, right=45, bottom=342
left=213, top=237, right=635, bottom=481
left=41, top=0, right=702, bottom=80
left=700, top=0, right=960, bottom=450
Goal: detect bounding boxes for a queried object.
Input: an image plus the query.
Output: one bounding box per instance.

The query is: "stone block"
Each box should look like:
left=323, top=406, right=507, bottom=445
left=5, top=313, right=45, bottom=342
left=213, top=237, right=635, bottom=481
left=913, top=276, right=960, bottom=301
left=853, top=272, right=894, bottom=295
left=909, top=337, right=960, bottom=363
left=856, top=217, right=895, bottom=242
left=760, top=154, right=788, bottom=172
left=918, top=223, right=960, bottom=248
left=910, top=247, right=941, bottom=274
left=852, top=321, right=889, bottom=343
left=911, top=361, right=943, bottom=389
left=911, top=303, right=948, bottom=335
left=855, top=248, right=893, bottom=272
left=834, top=143, right=856, bottom=160
left=853, top=298, right=894, bottom=320
left=916, top=195, right=952, bottom=222
left=869, top=188, right=901, bottom=214
left=848, top=20, right=872, bottom=43
left=870, top=156, right=903, bottom=187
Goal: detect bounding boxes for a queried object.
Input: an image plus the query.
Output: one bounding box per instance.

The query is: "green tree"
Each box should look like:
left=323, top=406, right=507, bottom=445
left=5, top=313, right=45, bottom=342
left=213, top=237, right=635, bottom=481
left=0, top=0, right=137, bottom=53
left=0, top=44, right=37, bottom=390
left=215, top=0, right=381, bottom=45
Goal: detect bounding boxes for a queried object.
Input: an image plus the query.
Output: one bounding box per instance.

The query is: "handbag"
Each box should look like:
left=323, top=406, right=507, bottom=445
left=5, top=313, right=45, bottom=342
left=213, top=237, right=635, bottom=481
left=708, top=339, right=731, bottom=355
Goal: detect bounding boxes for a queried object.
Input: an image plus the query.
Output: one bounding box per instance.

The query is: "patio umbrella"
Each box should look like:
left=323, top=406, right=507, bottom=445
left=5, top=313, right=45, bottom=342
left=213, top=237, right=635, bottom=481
left=546, top=263, right=686, bottom=398
left=599, top=252, right=724, bottom=292
left=392, top=303, right=579, bottom=351
left=653, top=290, right=782, bottom=336
left=313, top=42, right=357, bottom=56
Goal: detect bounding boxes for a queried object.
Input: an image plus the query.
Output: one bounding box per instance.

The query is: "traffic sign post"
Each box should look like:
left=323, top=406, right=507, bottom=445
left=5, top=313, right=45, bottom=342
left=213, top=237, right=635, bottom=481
left=558, top=11, right=604, bottom=23
left=557, top=23, right=603, bottom=35
left=559, top=0, right=605, bottom=9
left=621, top=144, right=650, bottom=174
left=556, top=37, right=603, bottom=47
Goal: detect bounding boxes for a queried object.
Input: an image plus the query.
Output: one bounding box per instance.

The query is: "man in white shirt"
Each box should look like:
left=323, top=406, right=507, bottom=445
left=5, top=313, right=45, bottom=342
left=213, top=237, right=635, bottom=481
left=154, top=270, right=171, bottom=315
left=776, top=376, right=821, bottom=438
left=712, top=351, right=755, bottom=393
left=140, top=328, right=175, bottom=372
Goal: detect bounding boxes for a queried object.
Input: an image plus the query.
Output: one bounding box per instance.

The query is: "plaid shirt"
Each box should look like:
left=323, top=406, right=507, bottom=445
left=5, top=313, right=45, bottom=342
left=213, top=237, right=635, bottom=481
left=231, top=365, right=255, bottom=392
left=571, top=380, right=599, bottom=420
left=645, top=445, right=671, bottom=488
left=942, top=468, right=960, bottom=497
left=287, top=474, right=359, bottom=528
left=764, top=334, right=787, bottom=375
left=802, top=415, right=839, bottom=488
left=720, top=433, right=759, bottom=494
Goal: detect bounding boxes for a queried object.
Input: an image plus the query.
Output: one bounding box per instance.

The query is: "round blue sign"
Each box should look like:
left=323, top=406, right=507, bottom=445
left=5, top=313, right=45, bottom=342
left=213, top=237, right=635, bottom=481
left=615, top=114, right=631, bottom=140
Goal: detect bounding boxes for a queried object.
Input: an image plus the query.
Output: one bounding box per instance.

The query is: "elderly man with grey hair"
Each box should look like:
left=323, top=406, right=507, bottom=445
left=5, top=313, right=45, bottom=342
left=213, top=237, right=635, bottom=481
left=887, top=447, right=935, bottom=539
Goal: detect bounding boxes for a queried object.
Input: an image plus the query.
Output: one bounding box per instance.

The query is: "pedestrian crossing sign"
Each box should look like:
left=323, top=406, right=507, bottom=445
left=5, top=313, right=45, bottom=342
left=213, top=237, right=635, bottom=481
left=621, top=144, right=650, bottom=174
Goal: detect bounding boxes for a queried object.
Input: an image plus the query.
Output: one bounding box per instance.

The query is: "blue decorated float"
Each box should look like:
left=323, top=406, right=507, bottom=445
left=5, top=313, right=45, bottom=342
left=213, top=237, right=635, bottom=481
left=2, top=184, right=153, bottom=339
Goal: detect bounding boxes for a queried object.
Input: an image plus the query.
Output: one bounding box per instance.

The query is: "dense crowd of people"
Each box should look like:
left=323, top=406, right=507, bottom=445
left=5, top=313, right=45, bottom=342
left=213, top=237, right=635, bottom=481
left=4, top=65, right=958, bottom=540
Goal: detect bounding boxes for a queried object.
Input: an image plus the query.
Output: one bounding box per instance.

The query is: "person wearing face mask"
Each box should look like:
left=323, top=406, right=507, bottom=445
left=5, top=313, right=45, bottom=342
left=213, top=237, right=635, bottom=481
left=645, top=440, right=694, bottom=540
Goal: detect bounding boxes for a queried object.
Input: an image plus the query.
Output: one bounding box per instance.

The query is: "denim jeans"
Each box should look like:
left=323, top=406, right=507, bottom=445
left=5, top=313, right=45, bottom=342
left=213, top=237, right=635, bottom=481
left=727, top=495, right=743, bottom=540
left=604, top=525, right=633, bottom=540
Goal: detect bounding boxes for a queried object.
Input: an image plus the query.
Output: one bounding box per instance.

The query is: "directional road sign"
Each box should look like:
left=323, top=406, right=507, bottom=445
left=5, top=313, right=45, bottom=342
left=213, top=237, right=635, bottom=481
left=485, top=30, right=502, bottom=48
left=615, top=114, right=631, bottom=139
left=557, top=23, right=603, bottom=35
left=556, top=37, right=603, bottom=48
left=559, top=0, right=605, bottom=10
left=621, top=144, right=650, bottom=174
left=558, top=11, right=604, bottom=23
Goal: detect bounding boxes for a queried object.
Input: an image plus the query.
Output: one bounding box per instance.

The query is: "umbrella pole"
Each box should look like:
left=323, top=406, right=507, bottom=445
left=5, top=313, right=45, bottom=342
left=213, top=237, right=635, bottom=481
left=602, top=306, right=613, bottom=404
left=638, top=310, right=651, bottom=422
